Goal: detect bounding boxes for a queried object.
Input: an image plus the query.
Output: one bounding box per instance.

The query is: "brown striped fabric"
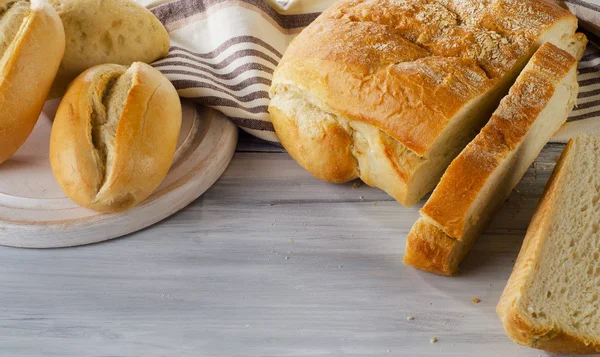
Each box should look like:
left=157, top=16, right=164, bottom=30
left=152, top=0, right=319, bottom=28
left=140, top=0, right=600, bottom=144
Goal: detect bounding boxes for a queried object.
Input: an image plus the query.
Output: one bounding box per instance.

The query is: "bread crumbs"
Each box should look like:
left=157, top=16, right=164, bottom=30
left=430, top=337, right=438, bottom=344
left=472, top=297, right=481, bottom=303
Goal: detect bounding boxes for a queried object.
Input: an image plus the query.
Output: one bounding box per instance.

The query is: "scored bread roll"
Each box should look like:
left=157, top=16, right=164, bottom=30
left=0, top=0, right=65, bottom=164
left=50, top=62, right=182, bottom=213
left=48, top=0, right=170, bottom=98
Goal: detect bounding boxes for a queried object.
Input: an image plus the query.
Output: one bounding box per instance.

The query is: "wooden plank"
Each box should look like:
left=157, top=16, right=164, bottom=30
left=2, top=143, right=592, bottom=356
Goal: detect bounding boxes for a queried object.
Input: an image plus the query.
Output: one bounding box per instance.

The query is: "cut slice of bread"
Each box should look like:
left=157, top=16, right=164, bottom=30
left=403, top=40, right=586, bottom=275
left=497, top=135, right=600, bottom=354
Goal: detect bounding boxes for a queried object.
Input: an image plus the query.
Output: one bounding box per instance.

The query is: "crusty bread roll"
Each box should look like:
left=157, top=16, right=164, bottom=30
left=269, top=0, right=582, bottom=206
left=403, top=41, right=586, bottom=275
left=48, top=0, right=170, bottom=98
left=0, top=0, right=64, bottom=164
left=50, top=62, right=182, bottom=213
left=497, top=135, right=600, bottom=354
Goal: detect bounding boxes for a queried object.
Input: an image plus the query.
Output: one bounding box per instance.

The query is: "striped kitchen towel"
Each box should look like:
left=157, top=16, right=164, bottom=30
left=143, top=0, right=327, bottom=144
left=139, top=0, right=600, bottom=144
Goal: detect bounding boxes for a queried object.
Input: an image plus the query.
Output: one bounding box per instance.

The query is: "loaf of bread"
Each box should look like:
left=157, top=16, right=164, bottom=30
left=0, top=0, right=64, bottom=164
left=403, top=41, right=585, bottom=276
left=48, top=0, right=170, bottom=98
left=269, top=0, right=582, bottom=206
left=497, top=135, right=600, bottom=354
left=50, top=62, right=182, bottom=213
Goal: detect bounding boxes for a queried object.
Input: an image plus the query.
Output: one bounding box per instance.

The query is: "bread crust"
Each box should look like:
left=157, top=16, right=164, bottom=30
left=403, top=218, right=464, bottom=276
left=49, top=62, right=182, bottom=213
left=499, top=304, right=600, bottom=354
left=269, top=0, right=578, bottom=206
left=0, top=0, right=65, bottom=164
left=272, top=18, right=497, bottom=157
left=270, top=105, right=359, bottom=184
left=48, top=0, right=170, bottom=98
left=496, top=139, right=600, bottom=354
left=274, top=0, right=577, bottom=154
left=404, top=41, right=584, bottom=275
left=421, top=43, right=580, bottom=240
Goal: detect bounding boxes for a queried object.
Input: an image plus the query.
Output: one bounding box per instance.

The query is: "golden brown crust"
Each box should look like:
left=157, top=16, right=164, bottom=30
left=421, top=43, right=580, bottom=239
left=269, top=91, right=428, bottom=205
left=271, top=0, right=576, bottom=156
left=403, top=218, right=463, bottom=276
left=497, top=139, right=600, bottom=354
left=0, top=0, right=65, bottom=164
left=404, top=41, right=583, bottom=275
left=274, top=19, right=496, bottom=156
left=499, top=304, right=600, bottom=354
left=270, top=105, right=358, bottom=184
left=270, top=0, right=580, bottom=207
left=50, top=62, right=182, bottom=213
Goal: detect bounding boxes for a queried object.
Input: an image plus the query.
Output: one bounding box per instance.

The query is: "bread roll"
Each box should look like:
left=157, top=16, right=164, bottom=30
left=50, top=62, right=182, bottom=213
left=269, top=0, right=581, bottom=206
left=0, top=0, right=64, bottom=164
left=48, top=0, right=170, bottom=98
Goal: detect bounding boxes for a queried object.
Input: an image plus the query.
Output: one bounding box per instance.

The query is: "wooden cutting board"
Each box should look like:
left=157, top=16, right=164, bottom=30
left=0, top=99, right=238, bottom=248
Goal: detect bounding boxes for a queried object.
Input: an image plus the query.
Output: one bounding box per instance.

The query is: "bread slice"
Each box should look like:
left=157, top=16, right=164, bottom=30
left=497, top=135, right=600, bottom=354
left=403, top=40, right=586, bottom=275
left=269, top=0, right=582, bottom=206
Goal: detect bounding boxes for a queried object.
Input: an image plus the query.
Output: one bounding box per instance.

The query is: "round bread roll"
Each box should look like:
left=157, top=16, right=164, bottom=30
left=50, top=62, right=182, bottom=213
left=48, top=0, right=170, bottom=98
left=0, top=0, right=65, bottom=164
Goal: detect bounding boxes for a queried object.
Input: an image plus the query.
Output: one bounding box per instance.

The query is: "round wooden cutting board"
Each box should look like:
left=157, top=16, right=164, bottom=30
left=0, top=99, right=238, bottom=248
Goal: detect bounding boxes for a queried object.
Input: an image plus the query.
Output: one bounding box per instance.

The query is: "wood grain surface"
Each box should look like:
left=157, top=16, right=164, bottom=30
left=0, top=134, right=591, bottom=356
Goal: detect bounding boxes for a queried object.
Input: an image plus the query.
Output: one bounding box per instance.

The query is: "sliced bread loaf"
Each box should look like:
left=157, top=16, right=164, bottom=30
left=269, top=0, right=583, bottom=206
left=497, top=135, right=600, bottom=354
left=403, top=40, right=585, bottom=275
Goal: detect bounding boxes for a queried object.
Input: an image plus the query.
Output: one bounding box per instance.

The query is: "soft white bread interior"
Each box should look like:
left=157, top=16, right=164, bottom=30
left=0, top=0, right=64, bottom=164
left=50, top=62, right=182, bottom=213
left=497, top=135, right=600, bottom=354
left=269, top=0, right=582, bottom=206
left=403, top=40, right=585, bottom=275
left=47, top=0, right=170, bottom=98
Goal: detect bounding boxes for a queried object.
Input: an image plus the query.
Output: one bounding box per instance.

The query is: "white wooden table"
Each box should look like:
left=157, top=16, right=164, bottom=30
left=0, top=132, right=588, bottom=357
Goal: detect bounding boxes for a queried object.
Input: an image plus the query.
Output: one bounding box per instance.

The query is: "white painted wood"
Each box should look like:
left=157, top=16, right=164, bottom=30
left=0, top=140, right=594, bottom=356
left=0, top=100, right=238, bottom=248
